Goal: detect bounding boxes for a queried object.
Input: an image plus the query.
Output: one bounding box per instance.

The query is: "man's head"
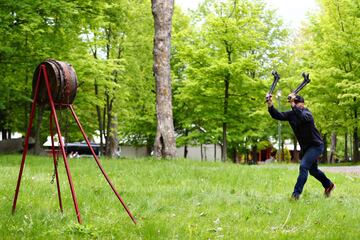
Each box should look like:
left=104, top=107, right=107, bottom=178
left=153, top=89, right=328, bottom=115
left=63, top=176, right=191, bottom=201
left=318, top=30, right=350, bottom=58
left=294, top=95, right=305, bottom=108
left=294, top=95, right=304, bottom=104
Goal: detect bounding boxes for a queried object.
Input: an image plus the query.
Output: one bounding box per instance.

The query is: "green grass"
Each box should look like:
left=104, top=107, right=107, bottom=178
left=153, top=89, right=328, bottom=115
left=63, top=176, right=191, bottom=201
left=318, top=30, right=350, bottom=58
left=1, top=154, right=360, bottom=239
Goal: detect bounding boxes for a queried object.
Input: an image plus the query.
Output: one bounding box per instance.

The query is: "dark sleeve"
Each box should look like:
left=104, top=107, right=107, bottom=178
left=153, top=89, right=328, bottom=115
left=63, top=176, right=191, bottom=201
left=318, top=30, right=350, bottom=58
left=268, top=105, right=291, bottom=121
left=291, top=106, right=313, bottom=122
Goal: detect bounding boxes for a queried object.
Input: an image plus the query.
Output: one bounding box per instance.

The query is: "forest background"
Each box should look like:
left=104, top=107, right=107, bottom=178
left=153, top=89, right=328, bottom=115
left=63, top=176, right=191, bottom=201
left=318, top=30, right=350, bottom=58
left=0, top=0, right=359, bottom=164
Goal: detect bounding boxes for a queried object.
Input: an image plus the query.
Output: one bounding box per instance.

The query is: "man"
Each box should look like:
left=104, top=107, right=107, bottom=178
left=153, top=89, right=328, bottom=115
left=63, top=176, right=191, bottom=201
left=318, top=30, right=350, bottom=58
left=266, top=93, right=335, bottom=200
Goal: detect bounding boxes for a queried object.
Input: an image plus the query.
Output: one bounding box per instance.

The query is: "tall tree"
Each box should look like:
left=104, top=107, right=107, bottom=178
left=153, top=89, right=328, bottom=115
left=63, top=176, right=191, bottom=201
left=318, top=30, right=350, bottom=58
left=152, top=0, right=176, bottom=158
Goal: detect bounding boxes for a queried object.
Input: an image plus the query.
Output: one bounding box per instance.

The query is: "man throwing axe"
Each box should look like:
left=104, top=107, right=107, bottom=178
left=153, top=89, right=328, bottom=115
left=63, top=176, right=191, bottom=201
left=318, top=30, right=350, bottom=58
left=266, top=73, right=335, bottom=200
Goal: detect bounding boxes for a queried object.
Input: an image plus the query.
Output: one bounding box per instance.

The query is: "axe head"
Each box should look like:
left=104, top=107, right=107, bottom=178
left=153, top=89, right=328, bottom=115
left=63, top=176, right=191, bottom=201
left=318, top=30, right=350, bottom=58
left=302, top=72, right=310, bottom=82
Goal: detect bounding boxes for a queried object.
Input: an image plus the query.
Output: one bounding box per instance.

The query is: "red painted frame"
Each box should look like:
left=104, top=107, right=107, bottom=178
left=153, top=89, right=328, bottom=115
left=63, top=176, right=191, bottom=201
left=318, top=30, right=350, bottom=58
left=12, top=64, right=137, bottom=224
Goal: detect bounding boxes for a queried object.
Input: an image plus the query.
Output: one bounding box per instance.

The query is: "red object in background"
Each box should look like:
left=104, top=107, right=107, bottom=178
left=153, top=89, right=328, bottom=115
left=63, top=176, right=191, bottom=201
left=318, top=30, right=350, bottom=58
left=12, top=63, right=137, bottom=225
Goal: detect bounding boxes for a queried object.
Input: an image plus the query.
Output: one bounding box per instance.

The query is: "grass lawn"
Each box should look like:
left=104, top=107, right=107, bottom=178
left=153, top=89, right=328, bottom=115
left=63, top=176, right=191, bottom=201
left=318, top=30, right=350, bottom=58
left=1, top=154, right=360, bottom=239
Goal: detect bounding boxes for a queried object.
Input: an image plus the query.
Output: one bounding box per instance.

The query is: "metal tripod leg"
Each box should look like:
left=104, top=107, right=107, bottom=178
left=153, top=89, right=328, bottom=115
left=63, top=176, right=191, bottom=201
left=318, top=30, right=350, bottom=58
left=69, top=104, right=137, bottom=224
left=50, top=111, right=63, bottom=212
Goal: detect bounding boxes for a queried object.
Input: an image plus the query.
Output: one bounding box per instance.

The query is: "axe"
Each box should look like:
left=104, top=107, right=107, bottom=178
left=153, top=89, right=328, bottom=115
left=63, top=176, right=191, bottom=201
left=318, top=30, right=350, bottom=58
left=265, top=71, right=280, bottom=102
left=287, top=72, right=311, bottom=101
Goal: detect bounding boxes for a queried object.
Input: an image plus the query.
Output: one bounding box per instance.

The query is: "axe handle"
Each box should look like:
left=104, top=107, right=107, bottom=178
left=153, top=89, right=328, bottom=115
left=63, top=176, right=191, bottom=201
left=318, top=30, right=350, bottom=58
left=288, top=72, right=310, bottom=100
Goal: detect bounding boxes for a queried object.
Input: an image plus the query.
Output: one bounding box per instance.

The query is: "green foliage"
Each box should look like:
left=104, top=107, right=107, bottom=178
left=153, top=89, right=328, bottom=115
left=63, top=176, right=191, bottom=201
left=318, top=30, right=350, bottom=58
left=172, top=0, right=288, bottom=156
left=0, top=0, right=159, bottom=148
left=0, top=0, right=92, bottom=139
left=1, top=155, right=360, bottom=239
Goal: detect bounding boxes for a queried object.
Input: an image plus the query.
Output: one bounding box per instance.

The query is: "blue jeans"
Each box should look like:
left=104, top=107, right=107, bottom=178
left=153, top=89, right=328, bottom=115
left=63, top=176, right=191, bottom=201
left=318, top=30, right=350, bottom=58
left=293, top=144, right=332, bottom=195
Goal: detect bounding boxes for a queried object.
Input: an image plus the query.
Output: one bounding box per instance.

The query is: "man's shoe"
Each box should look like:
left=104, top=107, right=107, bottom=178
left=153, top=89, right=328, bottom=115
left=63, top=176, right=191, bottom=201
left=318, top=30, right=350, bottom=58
left=291, top=193, right=300, bottom=200
left=324, top=183, right=335, bottom=197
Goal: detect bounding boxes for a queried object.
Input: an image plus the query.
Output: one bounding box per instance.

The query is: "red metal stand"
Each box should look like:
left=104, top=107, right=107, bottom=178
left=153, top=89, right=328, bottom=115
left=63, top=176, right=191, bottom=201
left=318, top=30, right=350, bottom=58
left=12, top=64, right=137, bottom=224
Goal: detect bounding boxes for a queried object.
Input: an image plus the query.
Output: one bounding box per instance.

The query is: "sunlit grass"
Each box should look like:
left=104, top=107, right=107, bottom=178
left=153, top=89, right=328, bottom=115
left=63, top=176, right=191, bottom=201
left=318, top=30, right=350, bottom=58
left=1, top=154, right=360, bottom=239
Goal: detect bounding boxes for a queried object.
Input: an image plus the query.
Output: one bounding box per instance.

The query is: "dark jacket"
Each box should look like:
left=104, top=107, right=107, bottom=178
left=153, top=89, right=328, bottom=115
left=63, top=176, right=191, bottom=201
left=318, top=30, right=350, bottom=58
left=268, top=105, right=323, bottom=152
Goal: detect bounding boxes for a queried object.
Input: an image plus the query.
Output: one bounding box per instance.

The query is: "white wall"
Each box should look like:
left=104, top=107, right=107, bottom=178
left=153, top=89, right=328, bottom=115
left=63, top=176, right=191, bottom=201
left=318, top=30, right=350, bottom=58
left=118, top=144, right=222, bottom=161
left=119, top=146, right=148, bottom=158
left=176, top=144, right=222, bottom=161
left=0, top=132, right=22, bottom=141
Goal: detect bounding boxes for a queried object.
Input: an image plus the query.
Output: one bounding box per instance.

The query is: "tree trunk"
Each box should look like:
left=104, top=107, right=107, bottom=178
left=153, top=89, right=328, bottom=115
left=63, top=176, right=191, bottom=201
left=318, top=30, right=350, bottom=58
left=329, top=132, right=337, bottom=164
left=152, top=0, right=176, bottom=158
left=221, top=40, right=233, bottom=162
left=33, top=105, right=44, bottom=155
left=105, top=93, right=118, bottom=157
left=232, top=149, right=239, bottom=164
left=91, top=41, right=106, bottom=156
left=353, top=127, right=359, bottom=162
left=95, top=82, right=104, bottom=155
left=104, top=94, right=110, bottom=156
left=24, top=35, right=29, bottom=135
left=103, top=25, right=120, bottom=158
left=102, top=104, right=107, bottom=153
left=106, top=112, right=119, bottom=158
left=321, top=133, right=327, bottom=163
left=222, top=122, right=228, bottom=162
left=354, top=104, right=359, bottom=162
left=281, top=138, right=285, bottom=161
left=350, top=131, right=353, bottom=161
left=184, top=129, right=188, bottom=158
left=0, top=110, right=7, bottom=140
left=184, top=145, right=188, bottom=158
left=344, top=131, right=348, bottom=161
left=251, top=145, right=257, bottom=164
left=2, top=130, right=6, bottom=140
left=214, top=144, right=217, bottom=162
left=204, top=145, right=207, bottom=161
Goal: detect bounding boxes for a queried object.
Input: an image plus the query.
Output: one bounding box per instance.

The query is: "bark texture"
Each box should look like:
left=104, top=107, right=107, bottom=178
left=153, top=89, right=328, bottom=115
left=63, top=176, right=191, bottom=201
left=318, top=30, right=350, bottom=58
left=106, top=113, right=119, bottom=157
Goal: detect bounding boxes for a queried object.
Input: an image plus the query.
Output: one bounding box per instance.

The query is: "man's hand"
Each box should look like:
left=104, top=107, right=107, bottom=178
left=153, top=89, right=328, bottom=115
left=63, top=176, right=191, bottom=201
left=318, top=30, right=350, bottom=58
left=288, top=93, right=296, bottom=102
left=265, top=93, right=273, bottom=107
